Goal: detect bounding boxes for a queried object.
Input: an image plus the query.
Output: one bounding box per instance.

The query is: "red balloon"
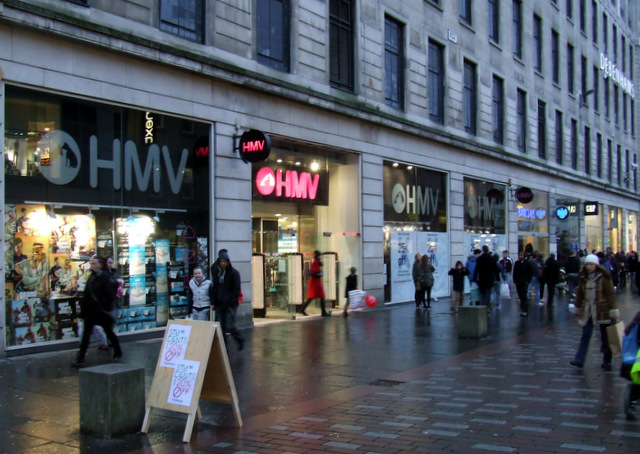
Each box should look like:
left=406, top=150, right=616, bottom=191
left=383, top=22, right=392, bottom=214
left=365, top=294, right=377, bottom=308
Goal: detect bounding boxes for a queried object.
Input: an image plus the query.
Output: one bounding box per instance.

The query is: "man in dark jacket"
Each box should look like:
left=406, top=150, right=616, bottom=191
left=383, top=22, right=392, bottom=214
left=565, top=250, right=581, bottom=298
left=513, top=251, right=533, bottom=316
left=473, top=245, right=500, bottom=310
left=543, top=253, right=560, bottom=306
left=72, top=255, right=122, bottom=366
left=211, top=251, right=245, bottom=351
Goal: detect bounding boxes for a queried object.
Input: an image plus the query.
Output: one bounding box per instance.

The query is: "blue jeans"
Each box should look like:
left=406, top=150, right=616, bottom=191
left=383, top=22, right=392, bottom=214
left=574, top=318, right=612, bottom=366
left=214, top=304, right=245, bottom=346
left=528, top=277, right=540, bottom=304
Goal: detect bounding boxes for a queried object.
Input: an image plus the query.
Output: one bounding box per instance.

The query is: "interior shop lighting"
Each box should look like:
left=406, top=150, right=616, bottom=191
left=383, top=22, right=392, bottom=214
left=392, top=162, right=399, bottom=167
left=310, top=160, right=320, bottom=171
left=294, top=161, right=301, bottom=166
left=23, top=201, right=186, bottom=213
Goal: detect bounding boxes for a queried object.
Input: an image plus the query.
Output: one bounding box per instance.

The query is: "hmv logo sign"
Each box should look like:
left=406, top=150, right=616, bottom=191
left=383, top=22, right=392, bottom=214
left=37, top=130, right=188, bottom=194
left=253, top=166, right=328, bottom=205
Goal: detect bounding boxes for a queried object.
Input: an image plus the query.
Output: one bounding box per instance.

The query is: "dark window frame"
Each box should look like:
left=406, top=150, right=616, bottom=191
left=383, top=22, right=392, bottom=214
left=257, top=0, right=291, bottom=71
left=555, top=110, right=564, bottom=165
left=329, top=0, right=355, bottom=92
left=533, top=14, right=542, bottom=73
left=516, top=89, right=527, bottom=153
left=537, top=99, right=546, bottom=159
left=460, top=0, right=473, bottom=26
left=489, top=0, right=500, bottom=43
left=463, top=59, right=477, bottom=134
left=492, top=75, right=504, bottom=144
left=428, top=40, right=445, bottom=124
left=159, top=0, right=205, bottom=44
left=384, top=15, right=404, bottom=110
left=512, top=1, right=522, bottom=58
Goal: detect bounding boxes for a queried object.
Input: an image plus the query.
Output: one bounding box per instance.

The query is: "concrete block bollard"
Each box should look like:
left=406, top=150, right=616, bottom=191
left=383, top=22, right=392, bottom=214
left=79, top=364, right=145, bottom=438
left=458, top=306, right=488, bottom=338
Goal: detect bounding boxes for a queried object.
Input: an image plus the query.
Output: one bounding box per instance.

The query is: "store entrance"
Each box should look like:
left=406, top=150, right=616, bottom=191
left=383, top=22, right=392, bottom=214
left=252, top=202, right=315, bottom=318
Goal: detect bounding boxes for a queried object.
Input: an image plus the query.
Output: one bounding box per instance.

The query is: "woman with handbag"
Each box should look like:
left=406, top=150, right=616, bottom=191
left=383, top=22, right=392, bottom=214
left=415, top=255, right=435, bottom=309
left=299, top=250, right=330, bottom=317
left=412, top=253, right=422, bottom=308
left=570, top=254, right=619, bottom=370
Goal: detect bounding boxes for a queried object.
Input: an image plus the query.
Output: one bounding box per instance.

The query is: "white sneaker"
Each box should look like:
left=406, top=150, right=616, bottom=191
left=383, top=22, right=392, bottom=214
left=433, top=297, right=439, bottom=302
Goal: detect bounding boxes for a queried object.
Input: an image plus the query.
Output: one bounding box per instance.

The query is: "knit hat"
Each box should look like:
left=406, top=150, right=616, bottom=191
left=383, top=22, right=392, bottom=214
left=218, top=251, right=230, bottom=261
left=584, top=254, right=599, bottom=265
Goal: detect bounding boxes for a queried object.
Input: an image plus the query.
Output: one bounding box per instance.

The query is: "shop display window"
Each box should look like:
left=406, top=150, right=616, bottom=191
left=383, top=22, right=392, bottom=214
left=3, top=86, right=211, bottom=348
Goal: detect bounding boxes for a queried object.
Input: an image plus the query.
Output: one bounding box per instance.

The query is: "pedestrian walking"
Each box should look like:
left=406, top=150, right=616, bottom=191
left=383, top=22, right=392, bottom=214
left=565, top=250, right=581, bottom=299
left=343, top=266, right=358, bottom=317
left=211, top=251, right=245, bottom=350
left=543, top=253, right=559, bottom=306
left=513, top=251, right=532, bottom=317
left=72, top=255, right=122, bottom=366
left=499, top=250, right=513, bottom=284
left=414, top=254, right=435, bottom=309
left=570, top=254, right=619, bottom=370
left=412, top=252, right=422, bottom=308
left=300, top=250, right=330, bottom=316
left=527, top=252, right=542, bottom=306
left=472, top=245, right=500, bottom=310
left=188, top=265, right=213, bottom=321
left=466, top=249, right=481, bottom=305
left=448, top=261, right=469, bottom=312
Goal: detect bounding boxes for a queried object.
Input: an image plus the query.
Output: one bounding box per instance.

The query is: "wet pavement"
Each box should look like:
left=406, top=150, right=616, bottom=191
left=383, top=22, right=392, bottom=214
left=1, top=289, right=640, bottom=454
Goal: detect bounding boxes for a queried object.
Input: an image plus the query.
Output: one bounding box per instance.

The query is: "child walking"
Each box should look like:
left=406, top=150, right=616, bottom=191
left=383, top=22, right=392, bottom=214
left=448, top=261, right=469, bottom=312
left=343, top=267, right=358, bottom=317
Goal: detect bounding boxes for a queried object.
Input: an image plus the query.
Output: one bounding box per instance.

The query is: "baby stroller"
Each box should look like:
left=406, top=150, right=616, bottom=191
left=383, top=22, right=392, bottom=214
left=621, top=320, right=640, bottom=420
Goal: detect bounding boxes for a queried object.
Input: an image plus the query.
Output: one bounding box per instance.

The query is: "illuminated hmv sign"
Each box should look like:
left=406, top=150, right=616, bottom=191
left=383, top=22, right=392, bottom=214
left=239, top=130, right=271, bottom=163
left=252, top=166, right=329, bottom=205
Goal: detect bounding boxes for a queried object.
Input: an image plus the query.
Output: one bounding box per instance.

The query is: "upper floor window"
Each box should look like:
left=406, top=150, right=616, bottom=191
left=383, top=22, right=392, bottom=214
left=621, top=36, right=626, bottom=72
left=567, top=43, right=575, bottom=94
left=492, top=75, right=504, bottom=144
left=612, top=24, right=617, bottom=62
left=257, top=0, right=290, bottom=71
left=593, top=66, right=600, bottom=112
left=463, top=59, right=477, bottom=134
left=555, top=110, right=564, bottom=165
left=584, top=126, right=591, bottom=175
left=512, top=1, right=522, bottom=58
left=591, top=0, right=598, bottom=44
left=579, top=0, right=586, bottom=32
left=329, top=0, right=354, bottom=92
left=566, top=0, right=573, bottom=20
left=429, top=40, right=445, bottom=124
left=460, top=0, right=473, bottom=26
left=538, top=100, right=547, bottom=159
left=596, top=132, right=602, bottom=178
left=551, top=29, right=559, bottom=84
left=580, top=55, right=588, bottom=104
left=159, top=0, right=205, bottom=43
left=533, top=15, right=542, bottom=73
left=516, top=89, right=527, bottom=152
left=602, top=13, right=608, bottom=53
left=570, top=118, right=578, bottom=170
left=489, top=0, right=500, bottom=43
left=385, top=16, right=404, bottom=110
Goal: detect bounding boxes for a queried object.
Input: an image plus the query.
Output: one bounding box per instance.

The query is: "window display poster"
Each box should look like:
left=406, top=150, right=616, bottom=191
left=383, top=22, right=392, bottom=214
left=156, top=239, right=170, bottom=325
left=129, top=245, right=146, bottom=276
left=129, top=275, right=147, bottom=306
left=389, top=231, right=450, bottom=302
left=160, top=324, right=192, bottom=368
left=390, top=231, right=414, bottom=302
left=167, top=359, right=200, bottom=407
left=175, top=247, right=188, bottom=267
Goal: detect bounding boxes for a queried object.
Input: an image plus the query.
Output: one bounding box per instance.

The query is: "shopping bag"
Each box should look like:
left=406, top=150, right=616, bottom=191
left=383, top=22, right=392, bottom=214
left=500, top=282, right=511, bottom=299
left=606, top=321, right=626, bottom=359
left=631, top=350, right=640, bottom=384
left=348, top=289, right=366, bottom=311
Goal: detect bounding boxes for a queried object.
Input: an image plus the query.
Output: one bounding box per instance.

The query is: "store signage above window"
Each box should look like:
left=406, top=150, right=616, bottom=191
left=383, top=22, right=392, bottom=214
left=36, top=130, right=189, bottom=194
left=252, top=166, right=328, bottom=205
left=144, top=112, right=154, bottom=144
left=556, top=206, right=570, bottom=221
left=382, top=161, right=447, bottom=231
left=238, top=130, right=271, bottom=163
left=600, top=53, right=635, bottom=98
left=515, top=187, right=534, bottom=204
left=584, top=201, right=599, bottom=216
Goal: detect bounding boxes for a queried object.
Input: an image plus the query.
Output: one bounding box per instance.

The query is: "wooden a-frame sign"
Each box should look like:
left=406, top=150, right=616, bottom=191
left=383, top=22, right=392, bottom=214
left=141, top=319, right=242, bottom=442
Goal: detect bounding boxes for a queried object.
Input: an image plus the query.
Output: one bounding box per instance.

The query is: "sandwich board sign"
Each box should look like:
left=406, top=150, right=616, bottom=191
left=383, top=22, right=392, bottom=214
left=141, top=319, right=242, bottom=442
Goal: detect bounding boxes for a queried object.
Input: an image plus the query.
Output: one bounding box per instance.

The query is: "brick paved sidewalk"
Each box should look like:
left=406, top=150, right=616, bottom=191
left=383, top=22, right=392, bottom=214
left=187, top=321, right=639, bottom=454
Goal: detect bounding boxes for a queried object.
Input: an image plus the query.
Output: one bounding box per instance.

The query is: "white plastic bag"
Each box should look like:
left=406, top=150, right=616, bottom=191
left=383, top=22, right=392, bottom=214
left=348, top=289, right=366, bottom=311
left=500, top=282, right=511, bottom=299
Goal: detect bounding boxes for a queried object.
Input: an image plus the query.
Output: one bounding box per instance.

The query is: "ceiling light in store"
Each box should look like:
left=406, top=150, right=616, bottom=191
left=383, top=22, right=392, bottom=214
left=310, top=160, right=320, bottom=171
left=294, top=161, right=301, bottom=166
left=407, top=165, right=413, bottom=170
left=393, top=162, right=399, bottom=167
left=275, top=213, right=281, bottom=217
left=276, top=159, right=283, bottom=163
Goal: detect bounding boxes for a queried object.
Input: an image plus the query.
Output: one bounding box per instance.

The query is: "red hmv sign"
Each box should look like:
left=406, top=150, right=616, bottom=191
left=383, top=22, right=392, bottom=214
left=253, top=166, right=329, bottom=205
left=239, top=130, right=271, bottom=163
